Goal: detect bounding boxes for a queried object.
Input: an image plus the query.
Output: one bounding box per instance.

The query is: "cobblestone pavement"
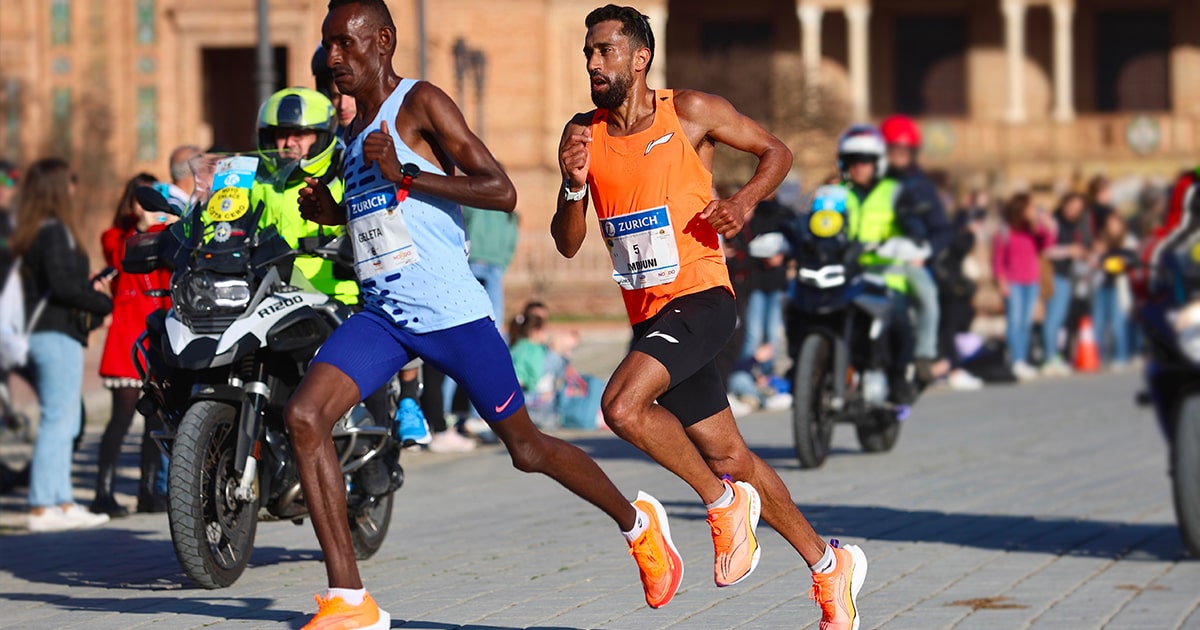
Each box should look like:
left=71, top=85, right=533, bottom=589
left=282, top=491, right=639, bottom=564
left=1, top=371, right=1197, bottom=629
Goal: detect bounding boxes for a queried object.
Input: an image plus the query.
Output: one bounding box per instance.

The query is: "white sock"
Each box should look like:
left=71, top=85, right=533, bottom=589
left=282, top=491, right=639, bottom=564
left=621, top=506, right=650, bottom=543
left=811, top=544, right=837, bottom=574
left=705, top=481, right=735, bottom=510
left=327, top=587, right=366, bottom=606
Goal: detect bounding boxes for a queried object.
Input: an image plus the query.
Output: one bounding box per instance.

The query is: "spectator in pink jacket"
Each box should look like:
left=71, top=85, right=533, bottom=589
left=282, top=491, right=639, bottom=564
left=993, top=193, right=1055, bottom=381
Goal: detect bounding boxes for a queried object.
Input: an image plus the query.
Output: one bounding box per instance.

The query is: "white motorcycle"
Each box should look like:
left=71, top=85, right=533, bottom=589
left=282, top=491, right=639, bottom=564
left=126, top=153, right=401, bottom=588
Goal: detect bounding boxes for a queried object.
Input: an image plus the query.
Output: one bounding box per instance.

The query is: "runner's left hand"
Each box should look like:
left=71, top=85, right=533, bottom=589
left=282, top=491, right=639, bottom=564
left=364, top=119, right=404, bottom=184
left=699, top=198, right=746, bottom=239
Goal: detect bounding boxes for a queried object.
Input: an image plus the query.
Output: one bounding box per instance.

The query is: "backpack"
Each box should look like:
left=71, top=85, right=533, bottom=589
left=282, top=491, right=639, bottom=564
left=0, top=259, right=48, bottom=370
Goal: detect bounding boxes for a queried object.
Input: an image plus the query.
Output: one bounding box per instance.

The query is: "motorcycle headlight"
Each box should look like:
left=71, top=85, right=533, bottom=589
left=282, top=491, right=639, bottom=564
left=1172, top=302, right=1200, bottom=363
left=174, top=271, right=251, bottom=317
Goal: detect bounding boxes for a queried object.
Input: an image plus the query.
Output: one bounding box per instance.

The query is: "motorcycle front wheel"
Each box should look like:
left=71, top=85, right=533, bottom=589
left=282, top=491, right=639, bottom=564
left=168, top=400, right=258, bottom=588
left=856, top=408, right=901, bottom=453
left=792, top=334, right=837, bottom=469
left=1173, top=395, right=1200, bottom=557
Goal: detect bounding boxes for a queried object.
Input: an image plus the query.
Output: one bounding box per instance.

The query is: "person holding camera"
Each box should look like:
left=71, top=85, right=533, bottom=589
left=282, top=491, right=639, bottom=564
left=91, top=174, right=178, bottom=517
left=12, top=157, right=114, bottom=532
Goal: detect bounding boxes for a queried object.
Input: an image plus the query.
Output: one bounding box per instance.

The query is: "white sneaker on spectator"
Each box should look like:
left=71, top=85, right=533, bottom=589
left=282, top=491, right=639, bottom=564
left=763, top=393, right=793, bottom=411
left=1040, top=359, right=1072, bottom=377
left=28, top=504, right=108, bottom=533
left=428, top=430, right=477, bottom=453
left=461, top=417, right=498, bottom=444
left=727, top=395, right=753, bottom=417
left=62, top=504, right=109, bottom=529
left=1013, top=361, right=1039, bottom=381
left=947, top=370, right=984, bottom=391
left=28, top=507, right=78, bottom=533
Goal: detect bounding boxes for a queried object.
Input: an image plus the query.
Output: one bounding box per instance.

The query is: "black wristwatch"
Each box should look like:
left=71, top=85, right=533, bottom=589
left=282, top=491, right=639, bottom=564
left=397, top=162, right=420, bottom=201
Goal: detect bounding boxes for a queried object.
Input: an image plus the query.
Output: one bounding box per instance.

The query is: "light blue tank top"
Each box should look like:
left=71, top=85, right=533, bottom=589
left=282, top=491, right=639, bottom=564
left=342, top=79, right=492, bottom=332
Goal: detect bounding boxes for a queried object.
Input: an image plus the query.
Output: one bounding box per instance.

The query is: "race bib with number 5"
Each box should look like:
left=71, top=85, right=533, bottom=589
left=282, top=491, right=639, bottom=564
left=599, top=205, right=680, bottom=290
left=346, top=185, right=420, bottom=281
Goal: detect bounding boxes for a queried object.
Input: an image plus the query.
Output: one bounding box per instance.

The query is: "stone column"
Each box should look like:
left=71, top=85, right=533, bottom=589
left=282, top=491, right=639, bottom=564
left=797, top=3, right=823, bottom=86
left=845, top=3, right=871, bottom=121
left=1052, top=0, right=1075, bottom=121
left=1002, top=0, right=1027, bottom=123
left=642, top=1, right=667, bottom=88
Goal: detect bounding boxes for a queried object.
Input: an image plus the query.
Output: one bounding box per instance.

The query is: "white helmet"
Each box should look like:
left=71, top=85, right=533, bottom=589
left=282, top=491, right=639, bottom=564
left=836, top=124, right=888, bottom=180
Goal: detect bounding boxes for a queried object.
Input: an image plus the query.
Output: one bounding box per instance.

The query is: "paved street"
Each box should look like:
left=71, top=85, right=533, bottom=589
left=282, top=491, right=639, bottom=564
left=1, top=371, right=1197, bottom=629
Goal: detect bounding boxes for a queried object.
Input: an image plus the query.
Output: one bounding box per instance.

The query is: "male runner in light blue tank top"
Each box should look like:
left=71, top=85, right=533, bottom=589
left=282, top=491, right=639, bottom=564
left=286, top=1, right=675, bottom=628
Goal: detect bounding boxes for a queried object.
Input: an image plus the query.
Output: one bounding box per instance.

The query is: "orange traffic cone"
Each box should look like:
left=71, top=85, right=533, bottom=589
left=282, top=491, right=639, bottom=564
left=1074, top=316, right=1101, bottom=373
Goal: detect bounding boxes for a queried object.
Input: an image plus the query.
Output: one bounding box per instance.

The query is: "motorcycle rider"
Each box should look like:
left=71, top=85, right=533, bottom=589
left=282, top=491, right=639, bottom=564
left=837, top=124, right=918, bottom=404
left=879, top=115, right=951, bottom=384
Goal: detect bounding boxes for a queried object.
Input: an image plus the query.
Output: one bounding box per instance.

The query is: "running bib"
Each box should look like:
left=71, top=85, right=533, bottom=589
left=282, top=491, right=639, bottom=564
left=346, top=184, right=419, bottom=280
left=600, top=205, right=680, bottom=290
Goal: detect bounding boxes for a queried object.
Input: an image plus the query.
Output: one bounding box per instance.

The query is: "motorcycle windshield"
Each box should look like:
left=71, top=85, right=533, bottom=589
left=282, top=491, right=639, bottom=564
left=168, top=151, right=300, bottom=272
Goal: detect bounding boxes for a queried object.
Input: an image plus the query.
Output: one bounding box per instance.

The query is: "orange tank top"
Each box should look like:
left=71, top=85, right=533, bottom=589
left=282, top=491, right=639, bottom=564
left=587, top=90, right=733, bottom=324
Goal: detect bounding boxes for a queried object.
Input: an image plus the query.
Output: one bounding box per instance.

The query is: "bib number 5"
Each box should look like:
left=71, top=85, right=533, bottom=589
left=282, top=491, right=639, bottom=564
left=600, top=205, right=680, bottom=291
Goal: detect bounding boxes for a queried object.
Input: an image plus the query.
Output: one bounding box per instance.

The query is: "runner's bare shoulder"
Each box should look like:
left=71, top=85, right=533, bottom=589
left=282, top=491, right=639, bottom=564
left=671, top=89, right=733, bottom=124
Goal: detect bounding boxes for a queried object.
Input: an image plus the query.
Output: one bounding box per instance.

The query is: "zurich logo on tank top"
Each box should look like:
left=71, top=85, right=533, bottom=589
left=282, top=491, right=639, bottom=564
left=342, top=79, right=492, bottom=333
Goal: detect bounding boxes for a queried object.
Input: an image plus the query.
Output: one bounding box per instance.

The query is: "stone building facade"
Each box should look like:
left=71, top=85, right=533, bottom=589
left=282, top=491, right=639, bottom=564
left=0, top=0, right=1196, bottom=316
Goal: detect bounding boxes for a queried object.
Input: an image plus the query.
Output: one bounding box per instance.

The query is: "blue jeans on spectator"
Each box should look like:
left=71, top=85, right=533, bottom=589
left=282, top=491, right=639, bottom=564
left=27, top=332, right=84, bottom=508
left=1092, top=283, right=1129, bottom=364
left=1005, top=282, right=1039, bottom=365
left=740, top=289, right=785, bottom=369
left=1042, top=274, right=1073, bottom=363
left=897, top=265, right=940, bottom=360
left=470, top=261, right=507, bottom=332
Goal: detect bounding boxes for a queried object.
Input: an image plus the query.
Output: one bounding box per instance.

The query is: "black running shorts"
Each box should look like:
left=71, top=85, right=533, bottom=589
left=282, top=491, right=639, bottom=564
left=630, top=287, right=737, bottom=427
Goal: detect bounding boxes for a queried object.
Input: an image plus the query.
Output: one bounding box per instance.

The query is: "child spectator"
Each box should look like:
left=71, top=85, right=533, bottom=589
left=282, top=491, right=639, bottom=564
left=993, top=193, right=1055, bottom=381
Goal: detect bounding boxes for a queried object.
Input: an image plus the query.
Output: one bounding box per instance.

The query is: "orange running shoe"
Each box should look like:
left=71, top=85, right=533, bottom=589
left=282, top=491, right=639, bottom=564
left=809, top=541, right=868, bottom=630
left=300, top=591, right=391, bottom=630
left=706, top=479, right=761, bottom=587
left=629, top=490, right=684, bottom=608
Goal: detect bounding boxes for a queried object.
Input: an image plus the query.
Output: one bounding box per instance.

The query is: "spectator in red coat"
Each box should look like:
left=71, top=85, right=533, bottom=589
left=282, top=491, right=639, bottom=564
left=89, top=174, right=177, bottom=517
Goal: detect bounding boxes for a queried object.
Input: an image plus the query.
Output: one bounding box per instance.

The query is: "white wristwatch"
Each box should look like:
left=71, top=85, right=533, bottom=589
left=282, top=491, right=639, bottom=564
left=563, top=181, right=588, bottom=202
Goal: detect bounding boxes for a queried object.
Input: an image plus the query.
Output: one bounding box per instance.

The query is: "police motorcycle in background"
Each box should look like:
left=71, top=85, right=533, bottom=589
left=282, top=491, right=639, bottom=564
left=124, top=152, right=402, bottom=588
left=784, top=185, right=912, bottom=469
left=1136, top=190, right=1200, bottom=557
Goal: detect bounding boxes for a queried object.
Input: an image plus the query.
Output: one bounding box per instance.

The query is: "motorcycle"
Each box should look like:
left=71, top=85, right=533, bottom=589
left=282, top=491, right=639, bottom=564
left=1135, top=195, right=1200, bottom=557
left=125, top=152, right=403, bottom=588
left=783, top=185, right=912, bottom=469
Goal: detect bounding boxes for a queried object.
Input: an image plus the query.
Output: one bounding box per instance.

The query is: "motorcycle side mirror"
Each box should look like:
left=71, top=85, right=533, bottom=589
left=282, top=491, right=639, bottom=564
left=134, top=185, right=174, bottom=216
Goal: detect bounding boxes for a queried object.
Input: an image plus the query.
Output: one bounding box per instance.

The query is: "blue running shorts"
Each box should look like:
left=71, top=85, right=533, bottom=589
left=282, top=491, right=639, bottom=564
left=312, top=310, right=525, bottom=422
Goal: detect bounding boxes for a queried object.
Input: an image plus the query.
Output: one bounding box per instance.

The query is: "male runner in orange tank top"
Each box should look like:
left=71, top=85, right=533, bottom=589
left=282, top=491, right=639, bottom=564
left=552, top=6, right=868, bottom=628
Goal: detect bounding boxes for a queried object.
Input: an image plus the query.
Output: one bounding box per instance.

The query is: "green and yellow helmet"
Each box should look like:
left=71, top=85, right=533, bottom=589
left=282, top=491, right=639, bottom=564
left=256, top=87, right=338, bottom=180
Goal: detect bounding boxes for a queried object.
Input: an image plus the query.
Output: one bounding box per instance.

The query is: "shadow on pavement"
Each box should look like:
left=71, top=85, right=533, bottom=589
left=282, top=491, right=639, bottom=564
left=565, top=434, right=861, bottom=469
left=393, top=619, right=590, bottom=624
left=656, top=499, right=1186, bottom=562
left=0, top=525, right=321, bottom=590
left=0, top=592, right=301, bottom=623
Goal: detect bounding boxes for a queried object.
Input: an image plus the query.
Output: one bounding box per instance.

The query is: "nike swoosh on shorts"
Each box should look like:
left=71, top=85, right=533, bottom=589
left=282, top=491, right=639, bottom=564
left=495, top=391, right=517, bottom=414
